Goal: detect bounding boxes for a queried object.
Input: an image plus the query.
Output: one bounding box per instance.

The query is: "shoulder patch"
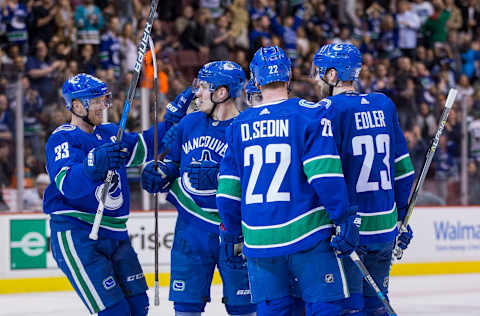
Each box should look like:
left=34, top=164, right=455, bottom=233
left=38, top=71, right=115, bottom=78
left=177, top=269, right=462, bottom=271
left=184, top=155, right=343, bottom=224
left=52, top=124, right=76, bottom=134
left=299, top=99, right=321, bottom=108
left=318, top=98, right=332, bottom=109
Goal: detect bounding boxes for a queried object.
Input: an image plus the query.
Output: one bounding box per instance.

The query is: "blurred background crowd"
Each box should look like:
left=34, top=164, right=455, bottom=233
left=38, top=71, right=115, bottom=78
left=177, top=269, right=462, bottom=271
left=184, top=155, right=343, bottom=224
left=0, top=0, right=480, bottom=211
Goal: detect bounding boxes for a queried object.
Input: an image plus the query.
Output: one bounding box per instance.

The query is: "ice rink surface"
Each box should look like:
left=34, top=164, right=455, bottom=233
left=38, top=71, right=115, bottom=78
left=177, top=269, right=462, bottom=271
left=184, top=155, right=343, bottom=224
left=1, top=273, right=480, bottom=315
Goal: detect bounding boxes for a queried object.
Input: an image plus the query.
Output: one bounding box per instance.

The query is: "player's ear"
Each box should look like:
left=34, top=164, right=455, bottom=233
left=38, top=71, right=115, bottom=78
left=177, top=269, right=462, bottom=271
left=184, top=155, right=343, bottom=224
left=326, top=68, right=338, bottom=84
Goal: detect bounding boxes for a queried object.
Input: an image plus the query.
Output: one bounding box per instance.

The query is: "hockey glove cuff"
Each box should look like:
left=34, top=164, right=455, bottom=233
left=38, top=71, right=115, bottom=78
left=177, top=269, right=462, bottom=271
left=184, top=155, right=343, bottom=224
left=164, top=87, right=195, bottom=124
left=83, top=142, right=129, bottom=182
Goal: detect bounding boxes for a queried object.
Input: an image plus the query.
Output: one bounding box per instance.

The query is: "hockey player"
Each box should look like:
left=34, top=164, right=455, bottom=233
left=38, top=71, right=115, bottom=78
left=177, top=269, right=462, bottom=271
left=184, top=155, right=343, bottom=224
left=245, top=78, right=262, bottom=107
left=216, top=46, right=360, bottom=316
left=141, top=61, right=256, bottom=316
left=44, top=73, right=193, bottom=316
left=311, top=43, right=415, bottom=316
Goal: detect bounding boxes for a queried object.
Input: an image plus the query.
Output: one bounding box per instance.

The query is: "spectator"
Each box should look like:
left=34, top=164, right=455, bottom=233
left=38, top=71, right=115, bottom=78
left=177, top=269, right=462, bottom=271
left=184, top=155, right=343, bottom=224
left=338, top=0, right=361, bottom=28
left=423, top=0, right=451, bottom=47
left=433, top=134, right=456, bottom=201
left=99, top=16, right=121, bottom=78
left=446, top=0, right=463, bottom=31
left=229, top=0, right=249, bottom=49
left=74, top=0, right=103, bottom=45
left=25, top=39, right=65, bottom=104
left=207, top=14, right=233, bottom=61
left=175, top=5, right=194, bottom=36
left=0, top=94, right=13, bottom=142
left=1, top=0, right=33, bottom=54
left=396, top=0, right=421, bottom=59
left=55, top=0, right=74, bottom=43
left=405, top=127, right=428, bottom=177
left=267, top=5, right=304, bottom=60
left=180, top=8, right=210, bottom=54
left=24, top=172, right=49, bottom=211
left=31, top=0, right=58, bottom=45
left=119, top=22, right=137, bottom=74
left=23, top=77, right=44, bottom=158
left=77, top=44, right=98, bottom=75
left=411, top=0, right=434, bottom=25
left=416, top=101, right=437, bottom=139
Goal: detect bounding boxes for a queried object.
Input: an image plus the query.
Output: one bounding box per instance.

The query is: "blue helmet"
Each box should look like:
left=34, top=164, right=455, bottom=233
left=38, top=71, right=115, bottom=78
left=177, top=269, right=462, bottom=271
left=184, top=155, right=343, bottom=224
left=312, top=43, right=362, bottom=82
left=245, top=78, right=261, bottom=106
left=62, top=73, right=111, bottom=110
left=193, top=61, right=246, bottom=99
left=249, top=46, right=291, bottom=87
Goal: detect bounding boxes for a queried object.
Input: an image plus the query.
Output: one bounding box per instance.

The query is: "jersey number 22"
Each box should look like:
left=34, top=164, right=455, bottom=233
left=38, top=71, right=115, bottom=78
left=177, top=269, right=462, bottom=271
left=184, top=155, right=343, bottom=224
left=244, top=144, right=291, bottom=204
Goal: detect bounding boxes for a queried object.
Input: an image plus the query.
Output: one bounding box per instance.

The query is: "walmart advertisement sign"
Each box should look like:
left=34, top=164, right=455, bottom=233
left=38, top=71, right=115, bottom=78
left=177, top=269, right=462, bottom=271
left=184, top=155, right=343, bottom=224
left=401, top=207, right=480, bottom=263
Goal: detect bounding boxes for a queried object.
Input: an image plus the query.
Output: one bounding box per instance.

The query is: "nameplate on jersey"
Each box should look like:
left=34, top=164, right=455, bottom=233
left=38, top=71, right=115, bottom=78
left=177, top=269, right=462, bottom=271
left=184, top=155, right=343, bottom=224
left=354, top=110, right=386, bottom=130
left=241, top=119, right=289, bottom=142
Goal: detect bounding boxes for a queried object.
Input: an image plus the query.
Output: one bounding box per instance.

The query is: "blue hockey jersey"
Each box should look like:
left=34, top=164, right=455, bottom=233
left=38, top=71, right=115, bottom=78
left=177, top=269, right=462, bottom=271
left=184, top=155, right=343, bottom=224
left=319, top=92, right=414, bottom=244
left=44, top=122, right=167, bottom=240
left=216, top=98, right=350, bottom=258
left=165, top=111, right=231, bottom=234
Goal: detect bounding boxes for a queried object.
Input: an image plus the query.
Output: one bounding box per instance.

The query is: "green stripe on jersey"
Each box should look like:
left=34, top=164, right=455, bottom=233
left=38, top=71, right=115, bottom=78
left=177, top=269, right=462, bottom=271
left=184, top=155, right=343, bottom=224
left=59, top=232, right=100, bottom=313
left=242, top=207, right=333, bottom=248
left=170, top=179, right=221, bottom=225
left=358, top=206, right=398, bottom=235
left=395, top=154, right=414, bottom=179
left=127, top=134, right=147, bottom=167
left=217, top=176, right=241, bottom=199
left=303, top=156, right=343, bottom=181
left=52, top=211, right=128, bottom=231
left=55, top=167, right=69, bottom=194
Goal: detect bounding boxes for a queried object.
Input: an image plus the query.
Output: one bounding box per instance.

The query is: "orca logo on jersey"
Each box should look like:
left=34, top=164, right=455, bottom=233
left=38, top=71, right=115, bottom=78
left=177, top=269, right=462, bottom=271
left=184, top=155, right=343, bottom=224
left=299, top=99, right=322, bottom=108
left=182, top=150, right=218, bottom=196
left=95, top=171, right=124, bottom=210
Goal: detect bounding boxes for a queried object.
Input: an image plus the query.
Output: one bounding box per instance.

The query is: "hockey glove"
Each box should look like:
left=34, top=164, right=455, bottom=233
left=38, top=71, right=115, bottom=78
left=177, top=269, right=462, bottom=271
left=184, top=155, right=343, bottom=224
left=330, top=207, right=361, bottom=258
left=83, top=142, right=129, bottom=182
left=396, top=224, right=413, bottom=251
left=164, top=87, right=195, bottom=124
left=141, top=160, right=179, bottom=193
left=219, top=223, right=246, bottom=270
left=185, top=160, right=219, bottom=190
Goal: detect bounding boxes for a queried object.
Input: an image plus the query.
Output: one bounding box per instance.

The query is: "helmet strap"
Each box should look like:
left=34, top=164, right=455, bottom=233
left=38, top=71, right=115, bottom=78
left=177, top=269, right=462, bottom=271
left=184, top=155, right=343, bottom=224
left=208, top=87, right=230, bottom=118
left=71, top=99, right=95, bottom=127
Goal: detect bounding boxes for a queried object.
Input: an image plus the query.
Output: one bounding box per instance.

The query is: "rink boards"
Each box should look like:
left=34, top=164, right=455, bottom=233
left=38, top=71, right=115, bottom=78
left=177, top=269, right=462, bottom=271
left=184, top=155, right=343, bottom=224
left=1, top=207, right=480, bottom=294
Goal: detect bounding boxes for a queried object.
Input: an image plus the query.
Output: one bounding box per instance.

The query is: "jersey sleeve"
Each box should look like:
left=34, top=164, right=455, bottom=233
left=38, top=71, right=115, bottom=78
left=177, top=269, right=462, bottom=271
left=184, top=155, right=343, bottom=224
left=302, top=114, right=350, bottom=224
left=216, top=125, right=243, bottom=236
left=164, top=118, right=184, bottom=164
left=45, top=133, right=100, bottom=199
left=392, top=108, right=415, bottom=221
left=123, top=122, right=171, bottom=167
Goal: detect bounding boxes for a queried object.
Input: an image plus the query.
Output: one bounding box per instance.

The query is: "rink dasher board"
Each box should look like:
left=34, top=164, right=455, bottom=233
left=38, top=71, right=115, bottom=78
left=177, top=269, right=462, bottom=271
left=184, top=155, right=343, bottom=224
left=1, top=207, right=480, bottom=294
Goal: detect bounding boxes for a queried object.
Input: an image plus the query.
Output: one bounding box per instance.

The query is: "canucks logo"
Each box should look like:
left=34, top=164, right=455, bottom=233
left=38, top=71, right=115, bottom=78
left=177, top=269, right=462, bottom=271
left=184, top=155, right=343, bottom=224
left=182, top=150, right=217, bottom=196
left=95, top=171, right=124, bottom=210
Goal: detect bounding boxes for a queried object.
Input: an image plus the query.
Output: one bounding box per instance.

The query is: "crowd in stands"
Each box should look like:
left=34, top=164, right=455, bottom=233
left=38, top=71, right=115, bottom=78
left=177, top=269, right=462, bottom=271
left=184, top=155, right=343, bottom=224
left=1, top=0, right=480, bottom=210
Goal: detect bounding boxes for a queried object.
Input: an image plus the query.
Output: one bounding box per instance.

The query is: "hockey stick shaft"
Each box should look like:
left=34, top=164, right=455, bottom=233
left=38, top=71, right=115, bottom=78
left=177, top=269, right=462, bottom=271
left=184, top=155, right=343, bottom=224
left=350, top=251, right=397, bottom=315
left=149, top=37, right=160, bottom=306
left=393, top=88, right=457, bottom=258
left=89, top=0, right=160, bottom=240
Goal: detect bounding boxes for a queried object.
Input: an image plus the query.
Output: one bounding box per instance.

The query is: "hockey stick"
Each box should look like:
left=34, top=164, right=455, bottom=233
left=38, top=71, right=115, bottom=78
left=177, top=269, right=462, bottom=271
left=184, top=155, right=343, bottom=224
left=89, top=0, right=160, bottom=240
left=149, top=36, right=161, bottom=306
left=393, top=88, right=457, bottom=259
left=350, top=251, right=397, bottom=315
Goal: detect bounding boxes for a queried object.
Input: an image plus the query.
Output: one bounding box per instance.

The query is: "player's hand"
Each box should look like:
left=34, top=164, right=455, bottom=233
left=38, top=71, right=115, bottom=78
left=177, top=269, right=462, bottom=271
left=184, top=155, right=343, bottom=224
left=219, top=223, right=246, bottom=270
left=330, top=207, right=361, bottom=258
left=396, top=224, right=413, bottom=251
left=83, top=142, right=129, bottom=182
left=164, top=87, right=195, bottom=124
left=185, top=160, right=219, bottom=190
left=141, top=160, right=177, bottom=193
